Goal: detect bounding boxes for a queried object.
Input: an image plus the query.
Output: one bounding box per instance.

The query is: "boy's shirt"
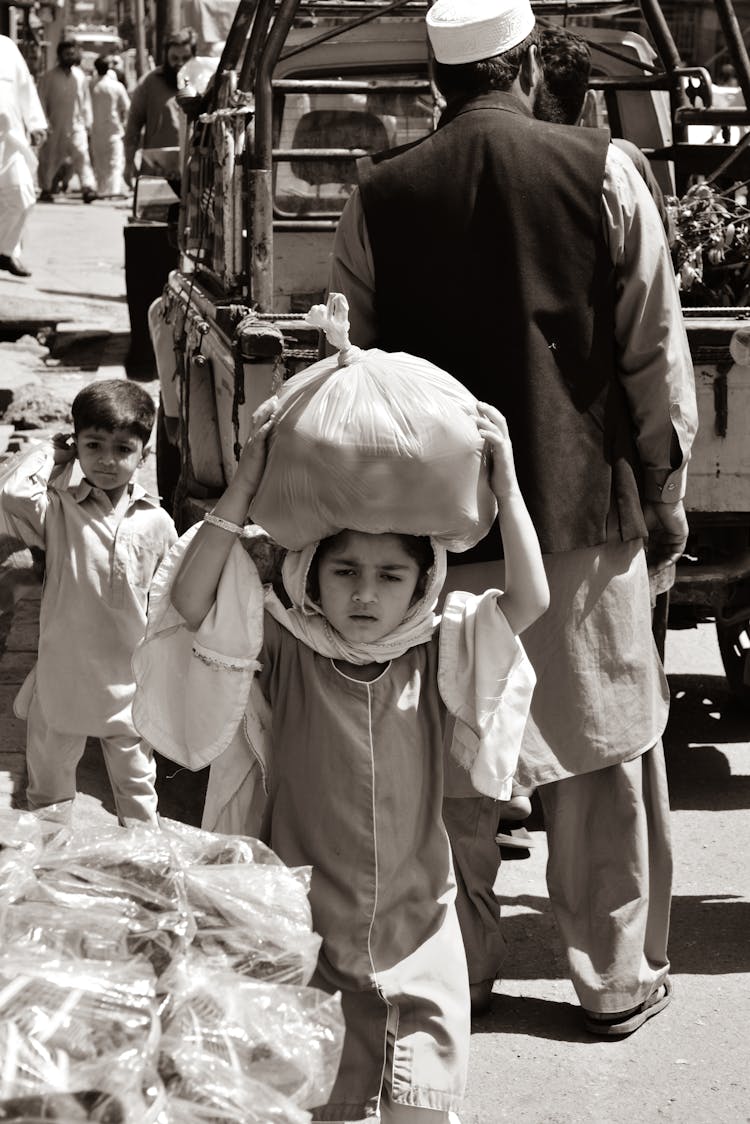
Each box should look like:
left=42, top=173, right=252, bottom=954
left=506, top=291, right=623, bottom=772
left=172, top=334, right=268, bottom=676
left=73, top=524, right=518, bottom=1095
left=1, top=442, right=177, bottom=735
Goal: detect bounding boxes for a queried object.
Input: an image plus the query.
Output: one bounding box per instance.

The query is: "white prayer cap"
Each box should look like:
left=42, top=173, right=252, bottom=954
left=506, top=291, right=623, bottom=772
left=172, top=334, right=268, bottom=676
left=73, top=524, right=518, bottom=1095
left=426, top=0, right=535, bottom=65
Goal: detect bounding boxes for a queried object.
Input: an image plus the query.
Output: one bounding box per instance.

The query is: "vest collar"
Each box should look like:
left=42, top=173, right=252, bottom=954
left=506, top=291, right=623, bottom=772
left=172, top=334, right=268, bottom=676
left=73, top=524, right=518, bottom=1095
left=438, top=90, right=532, bottom=130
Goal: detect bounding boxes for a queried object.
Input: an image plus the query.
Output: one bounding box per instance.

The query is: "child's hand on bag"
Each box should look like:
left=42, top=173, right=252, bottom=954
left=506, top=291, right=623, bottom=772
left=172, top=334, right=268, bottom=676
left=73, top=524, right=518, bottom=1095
left=475, top=403, right=520, bottom=501
left=235, top=396, right=278, bottom=495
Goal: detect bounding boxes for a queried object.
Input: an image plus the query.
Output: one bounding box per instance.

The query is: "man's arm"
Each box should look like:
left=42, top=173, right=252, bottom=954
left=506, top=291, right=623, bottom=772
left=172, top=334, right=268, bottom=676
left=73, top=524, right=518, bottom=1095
left=329, top=188, right=379, bottom=348
left=13, top=43, right=47, bottom=136
left=124, top=79, right=148, bottom=174
left=78, top=69, right=93, bottom=131
left=117, top=83, right=131, bottom=129
left=603, top=143, right=698, bottom=566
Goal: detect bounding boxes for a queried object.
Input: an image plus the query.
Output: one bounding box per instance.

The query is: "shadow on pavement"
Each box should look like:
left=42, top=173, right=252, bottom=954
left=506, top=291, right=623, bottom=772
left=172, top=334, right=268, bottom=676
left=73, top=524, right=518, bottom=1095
left=470, top=991, right=588, bottom=1042
left=665, top=673, right=750, bottom=811
left=491, top=891, right=750, bottom=982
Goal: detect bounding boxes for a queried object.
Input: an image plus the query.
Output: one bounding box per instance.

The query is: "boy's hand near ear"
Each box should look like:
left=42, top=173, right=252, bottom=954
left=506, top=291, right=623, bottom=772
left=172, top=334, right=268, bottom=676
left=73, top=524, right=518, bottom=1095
left=51, top=433, right=77, bottom=466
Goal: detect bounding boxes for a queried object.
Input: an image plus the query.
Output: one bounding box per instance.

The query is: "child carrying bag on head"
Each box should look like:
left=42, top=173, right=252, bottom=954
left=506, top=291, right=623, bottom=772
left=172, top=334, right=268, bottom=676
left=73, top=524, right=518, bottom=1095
left=133, top=298, right=548, bottom=1124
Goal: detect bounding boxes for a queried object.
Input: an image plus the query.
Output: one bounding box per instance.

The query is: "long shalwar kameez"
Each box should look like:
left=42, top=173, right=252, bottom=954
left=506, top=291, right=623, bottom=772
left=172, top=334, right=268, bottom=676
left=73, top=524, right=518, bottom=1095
left=90, top=70, right=129, bottom=196
left=258, top=616, right=469, bottom=1119
left=133, top=531, right=535, bottom=1121
left=36, top=64, right=95, bottom=195
left=329, top=143, right=698, bottom=1014
left=0, top=35, right=46, bottom=257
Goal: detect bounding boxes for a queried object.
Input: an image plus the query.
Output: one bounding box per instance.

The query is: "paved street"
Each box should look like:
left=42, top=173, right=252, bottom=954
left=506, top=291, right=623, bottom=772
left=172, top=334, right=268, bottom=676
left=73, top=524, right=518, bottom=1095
left=1, top=199, right=748, bottom=1123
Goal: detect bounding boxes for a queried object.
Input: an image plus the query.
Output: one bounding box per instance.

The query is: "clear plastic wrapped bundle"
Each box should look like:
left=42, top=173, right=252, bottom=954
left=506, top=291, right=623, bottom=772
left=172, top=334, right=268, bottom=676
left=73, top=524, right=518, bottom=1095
left=160, top=817, right=281, bottom=868
left=30, top=825, right=194, bottom=978
left=0, top=952, right=164, bottom=1123
left=0, top=810, right=46, bottom=858
left=0, top=895, right=137, bottom=963
left=160, top=969, right=344, bottom=1108
left=0, top=815, right=345, bottom=1122
left=249, top=293, right=497, bottom=552
left=179, top=861, right=322, bottom=986
left=163, top=1070, right=311, bottom=1124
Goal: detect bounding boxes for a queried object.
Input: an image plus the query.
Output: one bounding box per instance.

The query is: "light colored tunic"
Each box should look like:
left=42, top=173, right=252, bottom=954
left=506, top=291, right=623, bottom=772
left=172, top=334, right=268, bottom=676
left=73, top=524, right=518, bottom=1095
left=330, top=143, right=698, bottom=782
left=133, top=532, right=534, bottom=1119
left=0, top=35, right=46, bottom=255
left=258, top=615, right=469, bottom=1119
left=1, top=443, right=176, bottom=736
left=36, top=64, right=95, bottom=193
left=90, top=70, right=129, bottom=196
left=440, top=538, right=668, bottom=786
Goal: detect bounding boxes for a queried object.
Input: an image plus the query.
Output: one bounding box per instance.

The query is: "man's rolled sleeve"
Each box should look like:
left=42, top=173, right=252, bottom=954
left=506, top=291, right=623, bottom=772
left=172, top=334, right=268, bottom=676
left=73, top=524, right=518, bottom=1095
left=602, top=144, right=698, bottom=502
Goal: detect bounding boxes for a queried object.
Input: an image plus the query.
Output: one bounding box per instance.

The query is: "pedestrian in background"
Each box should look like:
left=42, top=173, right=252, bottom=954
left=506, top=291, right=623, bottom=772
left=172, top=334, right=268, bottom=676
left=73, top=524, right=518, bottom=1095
left=536, top=25, right=674, bottom=240
left=37, top=38, right=97, bottom=204
left=0, top=33, right=47, bottom=277
left=0, top=380, right=177, bottom=827
left=330, top=0, right=698, bottom=1034
left=90, top=54, right=130, bottom=198
left=124, top=27, right=196, bottom=186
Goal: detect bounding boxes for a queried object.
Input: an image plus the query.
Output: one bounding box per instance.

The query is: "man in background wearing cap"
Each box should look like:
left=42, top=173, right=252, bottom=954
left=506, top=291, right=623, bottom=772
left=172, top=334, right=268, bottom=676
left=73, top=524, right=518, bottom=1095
left=330, top=0, right=697, bottom=1037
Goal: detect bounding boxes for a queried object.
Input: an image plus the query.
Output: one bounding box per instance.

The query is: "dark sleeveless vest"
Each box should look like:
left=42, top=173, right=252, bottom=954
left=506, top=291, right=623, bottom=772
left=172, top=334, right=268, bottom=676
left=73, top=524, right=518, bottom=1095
left=358, top=91, right=647, bottom=560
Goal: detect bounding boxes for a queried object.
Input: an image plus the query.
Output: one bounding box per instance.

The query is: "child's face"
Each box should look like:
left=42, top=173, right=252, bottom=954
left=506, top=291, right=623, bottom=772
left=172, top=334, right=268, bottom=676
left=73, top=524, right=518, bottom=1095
left=75, top=426, right=144, bottom=495
left=317, top=531, right=423, bottom=644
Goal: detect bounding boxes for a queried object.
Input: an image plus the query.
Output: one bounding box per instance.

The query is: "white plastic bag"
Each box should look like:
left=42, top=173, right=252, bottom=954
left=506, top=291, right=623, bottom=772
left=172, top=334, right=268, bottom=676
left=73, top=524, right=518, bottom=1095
left=249, top=295, right=497, bottom=551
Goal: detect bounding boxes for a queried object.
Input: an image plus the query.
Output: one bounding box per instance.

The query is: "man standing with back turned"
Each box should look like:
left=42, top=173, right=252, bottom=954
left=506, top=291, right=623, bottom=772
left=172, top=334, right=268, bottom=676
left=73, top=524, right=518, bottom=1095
left=330, top=0, right=698, bottom=1035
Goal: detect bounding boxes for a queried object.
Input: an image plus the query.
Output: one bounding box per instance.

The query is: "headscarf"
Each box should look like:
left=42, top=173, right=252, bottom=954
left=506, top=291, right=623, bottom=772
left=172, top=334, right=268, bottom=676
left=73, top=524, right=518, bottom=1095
left=262, top=534, right=447, bottom=664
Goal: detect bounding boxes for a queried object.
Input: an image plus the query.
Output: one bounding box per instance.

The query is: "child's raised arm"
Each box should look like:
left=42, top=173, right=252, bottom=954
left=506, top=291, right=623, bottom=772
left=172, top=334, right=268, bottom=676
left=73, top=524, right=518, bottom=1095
left=171, top=398, right=277, bottom=628
left=476, top=403, right=549, bottom=635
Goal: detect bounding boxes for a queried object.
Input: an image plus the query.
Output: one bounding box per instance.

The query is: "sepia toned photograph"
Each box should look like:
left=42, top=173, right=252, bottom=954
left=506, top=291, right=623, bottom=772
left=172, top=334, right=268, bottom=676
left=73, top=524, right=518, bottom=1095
left=0, top=0, right=748, bottom=1120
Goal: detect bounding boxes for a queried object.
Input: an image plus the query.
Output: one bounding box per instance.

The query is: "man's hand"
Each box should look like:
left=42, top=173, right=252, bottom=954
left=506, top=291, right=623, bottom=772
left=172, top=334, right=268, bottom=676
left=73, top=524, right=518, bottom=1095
left=30, top=129, right=47, bottom=147
left=643, top=499, right=689, bottom=572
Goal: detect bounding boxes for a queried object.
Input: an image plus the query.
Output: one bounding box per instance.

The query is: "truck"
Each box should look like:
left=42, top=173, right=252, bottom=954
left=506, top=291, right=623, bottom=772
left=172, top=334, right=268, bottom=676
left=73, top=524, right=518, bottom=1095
left=147, top=0, right=750, bottom=700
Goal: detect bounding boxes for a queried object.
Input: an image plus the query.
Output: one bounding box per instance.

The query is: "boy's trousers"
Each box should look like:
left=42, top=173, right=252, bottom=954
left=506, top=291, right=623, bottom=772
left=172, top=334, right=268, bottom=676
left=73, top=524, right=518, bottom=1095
left=25, top=691, right=159, bottom=826
left=446, top=742, right=672, bottom=1014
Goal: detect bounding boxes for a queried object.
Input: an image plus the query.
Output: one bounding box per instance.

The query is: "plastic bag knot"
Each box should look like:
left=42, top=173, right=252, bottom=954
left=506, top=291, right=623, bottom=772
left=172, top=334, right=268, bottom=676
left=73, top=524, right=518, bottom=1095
left=306, top=292, right=364, bottom=366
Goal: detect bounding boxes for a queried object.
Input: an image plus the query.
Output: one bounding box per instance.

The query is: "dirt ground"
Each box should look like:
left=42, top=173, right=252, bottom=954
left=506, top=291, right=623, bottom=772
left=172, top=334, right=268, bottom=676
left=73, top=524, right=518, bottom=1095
left=1, top=198, right=748, bottom=1124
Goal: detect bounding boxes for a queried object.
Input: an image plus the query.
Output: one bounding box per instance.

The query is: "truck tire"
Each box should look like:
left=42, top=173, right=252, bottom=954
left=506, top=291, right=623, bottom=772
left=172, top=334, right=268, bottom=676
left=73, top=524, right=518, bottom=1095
left=716, top=615, right=750, bottom=704
left=156, top=402, right=181, bottom=517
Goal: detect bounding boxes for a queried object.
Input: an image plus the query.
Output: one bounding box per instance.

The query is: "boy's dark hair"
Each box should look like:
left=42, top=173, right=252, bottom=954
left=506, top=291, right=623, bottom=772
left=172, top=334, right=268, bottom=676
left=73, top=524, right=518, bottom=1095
left=308, top=531, right=434, bottom=604
left=94, top=54, right=113, bottom=76
left=72, top=380, right=155, bottom=444
left=536, top=26, right=591, bottom=125
left=434, top=29, right=539, bottom=105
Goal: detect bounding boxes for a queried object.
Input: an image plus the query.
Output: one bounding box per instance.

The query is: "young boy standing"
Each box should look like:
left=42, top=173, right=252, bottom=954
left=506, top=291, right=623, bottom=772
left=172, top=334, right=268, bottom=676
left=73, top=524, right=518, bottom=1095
left=1, top=379, right=176, bottom=826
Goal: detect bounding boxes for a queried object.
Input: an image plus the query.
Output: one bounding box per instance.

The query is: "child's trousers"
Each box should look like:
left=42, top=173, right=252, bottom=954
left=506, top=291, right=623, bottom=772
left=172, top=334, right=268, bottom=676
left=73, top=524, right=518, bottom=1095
left=25, top=692, right=158, bottom=826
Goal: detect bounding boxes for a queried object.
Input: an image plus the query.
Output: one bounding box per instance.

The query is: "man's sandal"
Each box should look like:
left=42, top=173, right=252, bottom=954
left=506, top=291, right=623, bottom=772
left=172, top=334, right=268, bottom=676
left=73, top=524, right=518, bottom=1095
left=495, top=823, right=535, bottom=849
left=583, top=976, right=673, bottom=1037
